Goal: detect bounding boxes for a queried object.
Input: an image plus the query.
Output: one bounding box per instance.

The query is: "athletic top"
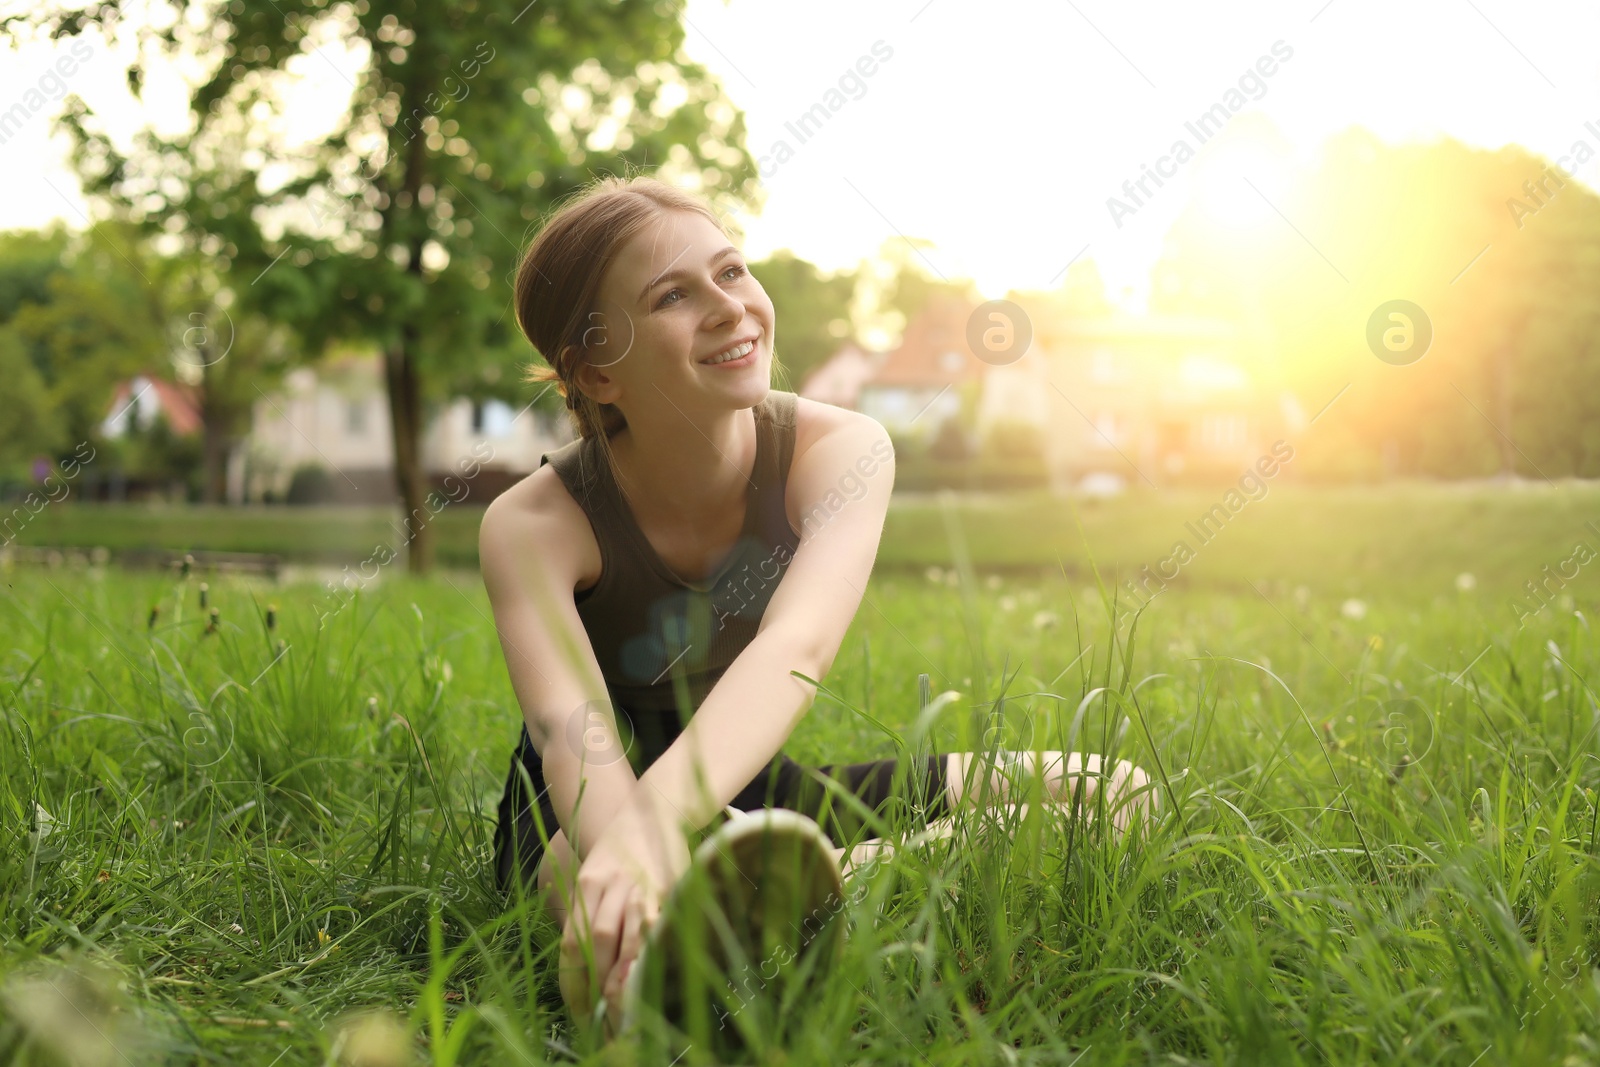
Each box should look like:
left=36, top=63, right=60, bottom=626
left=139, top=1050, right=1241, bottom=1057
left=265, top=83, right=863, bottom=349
left=537, top=389, right=803, bottom=776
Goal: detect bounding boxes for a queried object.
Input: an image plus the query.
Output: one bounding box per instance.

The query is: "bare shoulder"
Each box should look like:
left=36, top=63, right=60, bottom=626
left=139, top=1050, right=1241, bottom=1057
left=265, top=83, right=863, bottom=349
left=791, top=396, right=889, bottom=466
left=785, top=397, right=894, bottom=537
left=479, top=464, right=602, bottom=594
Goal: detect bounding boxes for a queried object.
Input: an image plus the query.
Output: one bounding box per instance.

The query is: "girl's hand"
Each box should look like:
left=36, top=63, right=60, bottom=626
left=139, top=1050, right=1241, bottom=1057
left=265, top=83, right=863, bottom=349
left=558, top=807, right=691, bottom=1027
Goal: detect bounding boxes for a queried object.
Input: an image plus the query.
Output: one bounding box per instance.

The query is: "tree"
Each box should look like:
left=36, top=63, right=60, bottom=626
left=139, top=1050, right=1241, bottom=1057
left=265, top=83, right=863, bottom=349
left=143, top=251, right=300, bottom=503
left=4, top=0, right=758, bottom=572
left=880, top=237, right=977, bottom=328
left=748, top=249, right=857, bottom=391
left=0, top=331, right=59, bottom=483
left=1146, top=128, right=1600, bottom=480
left=3, top=218, right=297, bottom=501
left=4, top=221, right=166, bottom=461
left=0, top=227, right=74, bottom=481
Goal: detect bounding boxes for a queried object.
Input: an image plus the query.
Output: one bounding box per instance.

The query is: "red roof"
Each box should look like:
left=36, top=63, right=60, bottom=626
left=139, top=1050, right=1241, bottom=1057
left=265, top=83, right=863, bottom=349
left=106, top=376, right=203, bottom=435
left=867, top=295, right=985, bottom=388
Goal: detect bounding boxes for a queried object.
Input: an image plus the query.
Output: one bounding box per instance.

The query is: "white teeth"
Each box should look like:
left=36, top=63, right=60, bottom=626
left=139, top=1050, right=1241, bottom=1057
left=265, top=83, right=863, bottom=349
left=702, top=340, right=754, bottom=365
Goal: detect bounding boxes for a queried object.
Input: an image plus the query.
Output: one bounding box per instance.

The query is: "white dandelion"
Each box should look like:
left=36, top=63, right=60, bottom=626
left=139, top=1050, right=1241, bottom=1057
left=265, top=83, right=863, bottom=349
left=1455, top=573, right=1477, bottom=593
left=1340, top=598, right=1368, bottom=621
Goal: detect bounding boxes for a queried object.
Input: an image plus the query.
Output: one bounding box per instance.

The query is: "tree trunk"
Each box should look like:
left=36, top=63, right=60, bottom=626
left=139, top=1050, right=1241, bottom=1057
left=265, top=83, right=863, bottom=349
left=380, top=71, right=434, bottom=574
left=384, top=334, right=434, bottom=575
left=201, top=411, right=230, bottom=504
left=197, top=345, right=235, bottom=505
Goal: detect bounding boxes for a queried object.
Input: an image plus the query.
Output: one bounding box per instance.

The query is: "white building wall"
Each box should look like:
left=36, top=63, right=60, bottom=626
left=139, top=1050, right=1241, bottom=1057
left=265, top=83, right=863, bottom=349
left=245, top=354, right=572, bottom=500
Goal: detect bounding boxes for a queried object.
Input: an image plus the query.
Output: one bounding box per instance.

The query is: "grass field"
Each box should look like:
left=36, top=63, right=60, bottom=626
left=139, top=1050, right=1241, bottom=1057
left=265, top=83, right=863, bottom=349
left=3, top=487, right=1600, bottom=1064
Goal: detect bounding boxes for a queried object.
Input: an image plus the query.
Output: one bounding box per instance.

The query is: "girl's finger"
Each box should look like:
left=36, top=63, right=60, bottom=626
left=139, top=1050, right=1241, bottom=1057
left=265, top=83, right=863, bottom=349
left=559, top=881, right=607, bottom=1010
left=604, top=886, right=646, bottom=1002
left=586, top=882, right=632, bottom=999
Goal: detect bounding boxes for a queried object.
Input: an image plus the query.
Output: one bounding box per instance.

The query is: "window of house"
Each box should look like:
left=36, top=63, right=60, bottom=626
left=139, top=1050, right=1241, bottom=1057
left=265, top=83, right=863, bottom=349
left=346, top=398, right=367, bottom=436
left=1200, top=414, right=1246, bottom=448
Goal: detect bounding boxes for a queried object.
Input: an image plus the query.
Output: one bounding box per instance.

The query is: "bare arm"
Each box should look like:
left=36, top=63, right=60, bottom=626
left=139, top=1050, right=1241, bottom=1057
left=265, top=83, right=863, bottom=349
left=615, top=413, right=897, bottom=835
left=479, top=486, right=651, bottom=862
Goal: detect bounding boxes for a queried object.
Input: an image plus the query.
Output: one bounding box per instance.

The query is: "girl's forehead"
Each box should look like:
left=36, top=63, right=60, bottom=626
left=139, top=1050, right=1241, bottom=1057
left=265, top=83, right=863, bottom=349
left=609, top=212, right=729, bottom=289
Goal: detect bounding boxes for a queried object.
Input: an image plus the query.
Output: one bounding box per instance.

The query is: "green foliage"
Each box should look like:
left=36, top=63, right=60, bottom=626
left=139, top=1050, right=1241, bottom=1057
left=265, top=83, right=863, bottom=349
left=928, top=416, right=974, bottom=463
left=1149, top=132, right=1600, bottom=480
left=980, top=419, right=1045, bottom=463
left=7, top=222, right=168, bottom=447
left=0, top=226, right=70, bottom=321
left=96, top=409, right=206, bottom=498
left=0, top=216, right=300, bottom=500
left=883, top=244, right=977, bottom=326
left=0, top=223, right=162, bottom=475
left=3, top=0, right=763, bottom=568
left=0, top=330, right=60, bottom=480
left=748, top=250, right=858, bottom=390
left=285, top=464, right=336, bottom=506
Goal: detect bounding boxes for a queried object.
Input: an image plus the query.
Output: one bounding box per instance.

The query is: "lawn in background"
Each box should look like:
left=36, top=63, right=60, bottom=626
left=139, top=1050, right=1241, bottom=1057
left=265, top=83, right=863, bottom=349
left=9, top=480, right=1600, bottom=603
left=2, top=487, right=1599, bottom=1064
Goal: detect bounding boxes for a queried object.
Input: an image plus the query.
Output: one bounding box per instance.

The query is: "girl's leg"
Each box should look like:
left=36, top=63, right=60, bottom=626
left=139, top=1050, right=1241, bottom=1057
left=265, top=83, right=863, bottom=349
left=770, top=755, right=948, bottom=876
left=940, top=750, right=1159, bottom=832
left=832, top=751, right=1158, bottom=877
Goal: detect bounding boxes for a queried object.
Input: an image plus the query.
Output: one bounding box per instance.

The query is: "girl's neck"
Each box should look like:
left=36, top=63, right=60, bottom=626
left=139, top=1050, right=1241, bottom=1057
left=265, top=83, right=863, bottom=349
left=607, top=406, right=758, bottom=524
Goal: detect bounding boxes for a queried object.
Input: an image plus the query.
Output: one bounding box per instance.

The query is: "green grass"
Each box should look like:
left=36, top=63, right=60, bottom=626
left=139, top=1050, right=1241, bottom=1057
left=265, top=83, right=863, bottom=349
left=2, top=492, right=1600, bottom=1064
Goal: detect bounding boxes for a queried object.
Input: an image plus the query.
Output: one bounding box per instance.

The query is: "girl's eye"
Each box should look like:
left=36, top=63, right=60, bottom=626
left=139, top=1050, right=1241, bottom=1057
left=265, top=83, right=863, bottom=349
left=655, top=263, right=748, bottom=309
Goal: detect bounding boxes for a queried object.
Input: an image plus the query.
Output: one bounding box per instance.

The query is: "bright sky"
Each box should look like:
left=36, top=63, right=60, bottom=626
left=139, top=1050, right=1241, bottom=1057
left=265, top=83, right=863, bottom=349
left=5, top=0, right=1599, bottom=310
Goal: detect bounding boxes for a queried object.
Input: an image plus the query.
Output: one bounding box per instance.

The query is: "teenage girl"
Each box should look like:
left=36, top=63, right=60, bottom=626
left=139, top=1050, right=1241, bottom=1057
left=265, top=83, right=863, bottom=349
left=478, top=175, right=1158, bottom=1024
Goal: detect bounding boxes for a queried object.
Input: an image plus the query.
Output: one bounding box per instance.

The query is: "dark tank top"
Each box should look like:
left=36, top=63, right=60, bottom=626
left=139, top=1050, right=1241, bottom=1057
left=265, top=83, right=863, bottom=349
left=538, top=389, right=803, bottom=777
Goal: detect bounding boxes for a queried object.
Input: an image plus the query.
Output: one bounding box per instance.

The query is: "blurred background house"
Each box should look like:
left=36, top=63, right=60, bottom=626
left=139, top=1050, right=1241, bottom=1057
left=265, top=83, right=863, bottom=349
left=796, top=341, right=884, bottom=410
left=244, top=350, right=572, bottom=505
left=99, top=349, right=573, bottom=505
left=798, top=291, right=1290, bottom=494
left=851, top=294, right=980, bottom=449
left=1034, top=314, right=1295, bottom=493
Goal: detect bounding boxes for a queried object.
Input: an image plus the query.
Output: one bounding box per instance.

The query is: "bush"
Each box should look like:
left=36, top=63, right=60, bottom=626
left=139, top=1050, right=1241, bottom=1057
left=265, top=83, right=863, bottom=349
left=982, top=419, right=1045, bottom=463
left=928, top=417, right=974, bottom=463
left=285, top=463, right=335, bottom=505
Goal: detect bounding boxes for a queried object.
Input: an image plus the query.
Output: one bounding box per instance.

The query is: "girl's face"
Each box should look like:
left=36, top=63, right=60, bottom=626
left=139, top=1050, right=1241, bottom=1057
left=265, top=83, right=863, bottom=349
left=577, top=209, right=775, bottom=417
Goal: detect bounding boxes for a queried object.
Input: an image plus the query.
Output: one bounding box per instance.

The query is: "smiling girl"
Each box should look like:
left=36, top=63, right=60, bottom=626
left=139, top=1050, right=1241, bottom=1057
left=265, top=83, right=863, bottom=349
left=477, top=174, right=1158, bottom=1027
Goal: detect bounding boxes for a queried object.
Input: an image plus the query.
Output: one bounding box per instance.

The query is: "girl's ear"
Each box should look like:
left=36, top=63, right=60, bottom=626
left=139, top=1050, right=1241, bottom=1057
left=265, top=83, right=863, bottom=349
left=567, top=343, right=622, bottom=406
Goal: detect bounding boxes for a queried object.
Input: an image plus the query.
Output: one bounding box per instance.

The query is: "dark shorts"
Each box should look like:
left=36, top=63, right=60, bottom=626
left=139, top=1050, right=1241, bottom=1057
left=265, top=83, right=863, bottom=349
left=493, top=722, right=953, bottom=893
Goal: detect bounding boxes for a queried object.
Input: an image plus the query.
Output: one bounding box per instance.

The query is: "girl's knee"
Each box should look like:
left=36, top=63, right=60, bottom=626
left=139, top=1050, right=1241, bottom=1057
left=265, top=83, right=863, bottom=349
left=1105, top=759, right=1160, bottom=829
left=1109, top=758, right=1150, bottom=792
left=1048, top=754, right=1159, bottom=822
